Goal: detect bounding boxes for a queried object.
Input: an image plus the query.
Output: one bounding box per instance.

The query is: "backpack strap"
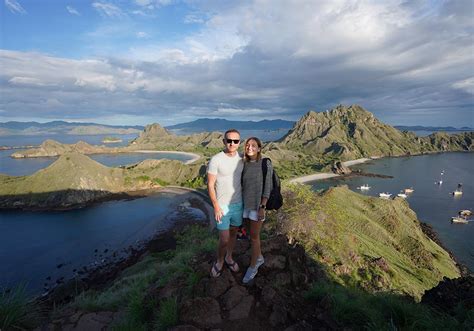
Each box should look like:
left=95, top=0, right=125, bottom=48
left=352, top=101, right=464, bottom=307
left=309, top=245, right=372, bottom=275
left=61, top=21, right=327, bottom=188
left=262, top=157, right=270, bottom=190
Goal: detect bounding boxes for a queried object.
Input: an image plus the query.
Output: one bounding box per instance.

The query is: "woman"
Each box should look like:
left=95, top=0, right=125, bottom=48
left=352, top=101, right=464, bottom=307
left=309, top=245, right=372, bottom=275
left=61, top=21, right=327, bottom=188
left=241, top=137, right=273, bottom=284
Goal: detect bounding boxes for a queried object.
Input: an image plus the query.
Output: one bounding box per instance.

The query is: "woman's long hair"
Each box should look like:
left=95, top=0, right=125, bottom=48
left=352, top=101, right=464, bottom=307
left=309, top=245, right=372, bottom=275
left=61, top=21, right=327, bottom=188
left=243, top=137, right=262, bottom=162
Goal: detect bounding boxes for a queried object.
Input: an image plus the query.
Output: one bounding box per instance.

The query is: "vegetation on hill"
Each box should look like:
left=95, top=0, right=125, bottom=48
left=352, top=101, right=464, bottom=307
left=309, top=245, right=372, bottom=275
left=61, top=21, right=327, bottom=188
left=12, top=202, right=470, bottom=329
left=276, top=104, right=473, bottom=160
left=0, top=153, right=206, bottom=209
left=278, top=184, right=460, bottom=300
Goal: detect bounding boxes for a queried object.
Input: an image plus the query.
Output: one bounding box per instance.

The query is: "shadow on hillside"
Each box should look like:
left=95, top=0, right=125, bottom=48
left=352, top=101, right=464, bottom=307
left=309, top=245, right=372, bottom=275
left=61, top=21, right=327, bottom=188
left=0, top=187, right=210, bottom=212
left=279, top=238, right=472, bottom=329
left=0, top=189, right=149, bottom=211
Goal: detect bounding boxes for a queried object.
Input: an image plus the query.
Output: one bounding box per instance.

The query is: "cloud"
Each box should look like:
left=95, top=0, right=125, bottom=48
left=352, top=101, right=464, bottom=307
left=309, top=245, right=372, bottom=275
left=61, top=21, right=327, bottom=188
left=9, top=76, right=56, bottom=87
left=4, top=0, right=26, bottom=14
left=136, top=31, right=149, bottom=38
left=184, top=13, right=206, bottom=24
left=92, top=2, right=126, bottom=18
left=452, top=78, right=474, bottom=95
left=1, top=1, right=473, bottom=127
left=66, top=5, right=80, bottom=16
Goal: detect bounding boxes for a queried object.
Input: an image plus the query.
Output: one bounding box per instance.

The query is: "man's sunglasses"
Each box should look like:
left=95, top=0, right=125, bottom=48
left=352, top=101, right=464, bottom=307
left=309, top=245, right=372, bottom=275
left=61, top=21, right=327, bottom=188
left=225, top=139, right=240, bottom=144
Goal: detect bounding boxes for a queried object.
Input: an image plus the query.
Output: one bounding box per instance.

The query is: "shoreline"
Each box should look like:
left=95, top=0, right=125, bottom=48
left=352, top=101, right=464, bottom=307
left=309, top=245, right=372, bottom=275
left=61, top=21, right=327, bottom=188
left=30, top=190, right=213, bottom=302
left=0, top=186, right=212, bottom=213
left=133, top=150, right=201, bottom=164
left=289, top=157, right=373, bottom=184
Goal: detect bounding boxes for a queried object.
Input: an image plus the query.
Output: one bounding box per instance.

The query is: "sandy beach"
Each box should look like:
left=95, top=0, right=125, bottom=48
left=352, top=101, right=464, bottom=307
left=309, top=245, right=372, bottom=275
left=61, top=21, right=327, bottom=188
left=134, top=150, right=201, bottom=164
left=289, top=158, right=372, bottom=184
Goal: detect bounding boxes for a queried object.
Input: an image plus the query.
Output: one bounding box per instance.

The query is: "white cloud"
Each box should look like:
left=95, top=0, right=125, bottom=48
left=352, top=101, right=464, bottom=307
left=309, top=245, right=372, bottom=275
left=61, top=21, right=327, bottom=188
left=452, top=78, right=474, bottom=95
left=5, top=0, right=26, bottom=14
left=136, top=31, right=149, bottom=38
left=184, top=13, right=206, bottom=24
left=92, top=2, right=126, bottom=18
left=1, top=1, right=473, bottom=126
left=134, top=0, right=152, bottom=6
left=9, top=76, right=53, bottom=87
left=66, top=5, right=80, bottom=16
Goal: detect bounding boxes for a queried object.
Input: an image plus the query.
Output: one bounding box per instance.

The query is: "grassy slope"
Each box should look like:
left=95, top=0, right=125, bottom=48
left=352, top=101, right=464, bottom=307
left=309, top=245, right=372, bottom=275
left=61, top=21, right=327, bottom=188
left=0, top=153, right=125, bottom=195
left=279, top=184, right=459, bottom=300
left=276, top=105, right=473, bottom=161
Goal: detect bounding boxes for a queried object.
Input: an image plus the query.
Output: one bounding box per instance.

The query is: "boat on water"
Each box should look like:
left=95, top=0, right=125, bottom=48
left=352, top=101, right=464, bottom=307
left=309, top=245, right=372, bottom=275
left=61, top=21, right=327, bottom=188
left=436, top=180, right=443, bottom=185
left=451, top=216, right=469, bottom=224
left=453, top=183, right=463, bottom=196
left=459, top=210, right=472, bottom=217
left=397, top=192, right=408, bottom=198
left=379, top=192, right=392, bottom=199
left=404, top=187, right=414, bottom=193
left=357, top=184, right=370, bottom=190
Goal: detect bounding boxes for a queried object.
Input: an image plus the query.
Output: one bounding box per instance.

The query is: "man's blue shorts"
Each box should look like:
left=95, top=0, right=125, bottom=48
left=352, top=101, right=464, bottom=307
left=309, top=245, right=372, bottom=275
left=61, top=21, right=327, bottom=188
left=216, top=202, right=243, bottom=230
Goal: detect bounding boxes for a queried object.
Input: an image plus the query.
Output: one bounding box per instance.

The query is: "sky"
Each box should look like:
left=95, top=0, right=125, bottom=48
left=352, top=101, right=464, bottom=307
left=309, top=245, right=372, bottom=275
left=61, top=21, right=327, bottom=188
left=0, top=0, right=473, bottom=127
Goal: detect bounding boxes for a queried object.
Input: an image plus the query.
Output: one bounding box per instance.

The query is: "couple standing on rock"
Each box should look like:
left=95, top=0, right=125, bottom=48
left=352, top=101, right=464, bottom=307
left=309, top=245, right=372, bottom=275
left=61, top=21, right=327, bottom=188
left=207, top=129, right=273, bottom=284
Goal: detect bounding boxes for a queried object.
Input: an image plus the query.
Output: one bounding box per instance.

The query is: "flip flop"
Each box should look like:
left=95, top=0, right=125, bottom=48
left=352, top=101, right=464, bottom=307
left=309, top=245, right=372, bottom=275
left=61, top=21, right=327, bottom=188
left=225, top=258, right=240, bottom=273
left=210, top=262, right=223, bottom=278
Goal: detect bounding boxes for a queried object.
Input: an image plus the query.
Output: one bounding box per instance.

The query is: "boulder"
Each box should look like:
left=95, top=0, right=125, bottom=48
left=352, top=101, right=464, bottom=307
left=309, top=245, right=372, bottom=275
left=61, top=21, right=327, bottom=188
left=180, top=297, right=222, bottom=328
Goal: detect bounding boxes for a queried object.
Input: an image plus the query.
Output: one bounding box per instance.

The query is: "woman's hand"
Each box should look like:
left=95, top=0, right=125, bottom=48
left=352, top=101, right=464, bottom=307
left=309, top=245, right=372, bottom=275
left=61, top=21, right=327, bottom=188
left=258, top=207, right=266, bottom=220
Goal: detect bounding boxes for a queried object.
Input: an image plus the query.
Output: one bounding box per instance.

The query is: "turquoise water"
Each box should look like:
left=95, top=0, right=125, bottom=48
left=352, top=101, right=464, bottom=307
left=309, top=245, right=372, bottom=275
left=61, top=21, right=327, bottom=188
left=0, top=192, right=207, bottom=294
left=309, top=152, right=474, bottom=270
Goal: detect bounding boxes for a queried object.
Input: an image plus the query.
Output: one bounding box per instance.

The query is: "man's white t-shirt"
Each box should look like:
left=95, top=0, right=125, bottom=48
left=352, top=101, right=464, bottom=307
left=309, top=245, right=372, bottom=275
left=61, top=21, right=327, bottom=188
left=207, top=151, right=243, bottom=206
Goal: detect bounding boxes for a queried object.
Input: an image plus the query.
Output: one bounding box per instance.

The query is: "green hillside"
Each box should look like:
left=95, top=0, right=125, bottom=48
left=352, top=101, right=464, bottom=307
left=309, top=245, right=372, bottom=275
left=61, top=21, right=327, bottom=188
left=278, top=184, right=460, bottom=300
left=277, top=104, right=473, bottom=160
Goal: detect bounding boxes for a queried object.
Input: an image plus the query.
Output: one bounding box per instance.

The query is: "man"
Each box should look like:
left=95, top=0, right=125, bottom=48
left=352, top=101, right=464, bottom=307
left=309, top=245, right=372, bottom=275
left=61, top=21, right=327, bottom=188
left=207, top=129, right=243, bottom=277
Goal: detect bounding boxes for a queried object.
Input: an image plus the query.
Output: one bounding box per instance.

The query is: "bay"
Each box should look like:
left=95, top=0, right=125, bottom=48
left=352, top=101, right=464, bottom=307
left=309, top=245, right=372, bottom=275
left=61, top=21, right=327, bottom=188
left=308, top=152, right=474, bottom=270
left=0, top=191, right=207, bottom=294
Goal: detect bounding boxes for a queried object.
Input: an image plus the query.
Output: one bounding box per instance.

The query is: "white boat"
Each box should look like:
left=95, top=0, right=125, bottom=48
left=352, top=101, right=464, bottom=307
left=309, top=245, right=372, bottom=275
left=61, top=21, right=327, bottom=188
left=379, top=192, right=392, bottom=199
left=358, top=184, right=370, bottom=190
left=459, top=210, right=472, bottom=217
left=397, top=193, right=407, bottom=198
left=436, top=180, right=443, bottom=185
left=404, top=187, right=414, bottom=193
left=451, top=216, right=469, bottom=224
left=453, top=183, right=463, bottom=195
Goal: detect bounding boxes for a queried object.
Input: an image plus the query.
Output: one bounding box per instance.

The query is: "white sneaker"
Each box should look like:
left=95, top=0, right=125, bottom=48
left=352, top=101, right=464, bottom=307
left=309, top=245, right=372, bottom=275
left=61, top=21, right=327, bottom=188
left=243, top=266, right=258, bottom=284
left=243, top=256, right=265, bottom=284
left=256, top=255, right=264, bottom=269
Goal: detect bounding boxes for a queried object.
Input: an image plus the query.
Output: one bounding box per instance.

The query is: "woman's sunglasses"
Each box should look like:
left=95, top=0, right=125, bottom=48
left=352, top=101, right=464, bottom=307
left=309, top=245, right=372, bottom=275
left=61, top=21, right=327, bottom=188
left=225, top=139, right=240, bottom=144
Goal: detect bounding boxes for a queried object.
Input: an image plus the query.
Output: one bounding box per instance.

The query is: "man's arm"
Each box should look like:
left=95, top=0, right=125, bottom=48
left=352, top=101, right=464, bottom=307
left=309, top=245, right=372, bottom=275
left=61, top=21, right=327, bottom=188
left=207, top=173, right=223, bottom=222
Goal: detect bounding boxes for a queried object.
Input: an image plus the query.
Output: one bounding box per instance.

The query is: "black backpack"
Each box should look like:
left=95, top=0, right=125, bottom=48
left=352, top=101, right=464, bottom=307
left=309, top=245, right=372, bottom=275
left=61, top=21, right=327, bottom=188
left=262, top=158, right=283, bottom=210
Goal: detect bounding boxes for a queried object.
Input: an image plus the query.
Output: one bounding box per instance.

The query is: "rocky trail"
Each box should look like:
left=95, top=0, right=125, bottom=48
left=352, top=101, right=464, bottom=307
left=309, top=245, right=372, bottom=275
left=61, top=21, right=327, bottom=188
left=34, top=235, right=337, bottom=331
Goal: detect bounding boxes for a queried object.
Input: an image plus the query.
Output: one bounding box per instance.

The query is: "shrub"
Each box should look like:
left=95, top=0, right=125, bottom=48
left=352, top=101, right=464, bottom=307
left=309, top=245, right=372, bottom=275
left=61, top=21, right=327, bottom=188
left=0, top=284, right=39, bottom=330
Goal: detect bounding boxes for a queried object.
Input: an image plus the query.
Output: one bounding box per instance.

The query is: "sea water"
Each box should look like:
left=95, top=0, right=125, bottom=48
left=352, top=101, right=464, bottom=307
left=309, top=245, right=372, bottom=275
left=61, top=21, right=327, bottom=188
left=309, top=152, right=474, bottom=270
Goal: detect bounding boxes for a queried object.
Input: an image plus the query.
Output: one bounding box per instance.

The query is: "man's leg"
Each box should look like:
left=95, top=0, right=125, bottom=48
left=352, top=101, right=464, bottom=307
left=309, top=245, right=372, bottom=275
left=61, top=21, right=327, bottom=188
left=226, top=226, right=239, bottom=261
left=211, top=208, right=231, bottom=277
left=218, top=229, right=230, bottom=266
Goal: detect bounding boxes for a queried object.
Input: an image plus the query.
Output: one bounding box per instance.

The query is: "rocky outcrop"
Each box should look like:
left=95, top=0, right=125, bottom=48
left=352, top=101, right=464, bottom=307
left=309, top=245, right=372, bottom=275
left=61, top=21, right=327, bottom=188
left=130, top=123, right=174, bottom=145
left=40, top=235, right=335, bottom=330
left=10, top=139, right=124, bottom=158
left=277, top=104, right=474, bottom=160
left=331, top=160, right=351, bottom=175
left=422, top=276, right=474, bottom=315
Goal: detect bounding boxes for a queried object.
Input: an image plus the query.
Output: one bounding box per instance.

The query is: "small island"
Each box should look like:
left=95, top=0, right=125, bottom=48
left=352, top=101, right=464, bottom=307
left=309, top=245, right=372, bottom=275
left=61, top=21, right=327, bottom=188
left=101, top=136, right=123, bottom=144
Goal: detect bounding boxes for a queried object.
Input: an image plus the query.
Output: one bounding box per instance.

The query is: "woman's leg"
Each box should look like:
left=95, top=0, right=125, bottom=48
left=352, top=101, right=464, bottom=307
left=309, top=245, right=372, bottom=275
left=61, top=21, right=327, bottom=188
left=249, top=220, right=263, bottom=267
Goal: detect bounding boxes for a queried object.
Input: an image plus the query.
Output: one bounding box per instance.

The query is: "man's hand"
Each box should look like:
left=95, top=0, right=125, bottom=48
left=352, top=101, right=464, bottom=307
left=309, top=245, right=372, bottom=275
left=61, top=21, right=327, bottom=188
left=207, top=173, right=223, bottom=223
left=214, top=205, right=224, bottom=223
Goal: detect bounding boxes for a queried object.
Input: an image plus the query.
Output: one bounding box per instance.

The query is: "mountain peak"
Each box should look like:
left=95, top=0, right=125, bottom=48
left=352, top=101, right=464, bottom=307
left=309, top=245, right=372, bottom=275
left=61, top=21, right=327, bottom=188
left=279, top=104, right=407, bottom=158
